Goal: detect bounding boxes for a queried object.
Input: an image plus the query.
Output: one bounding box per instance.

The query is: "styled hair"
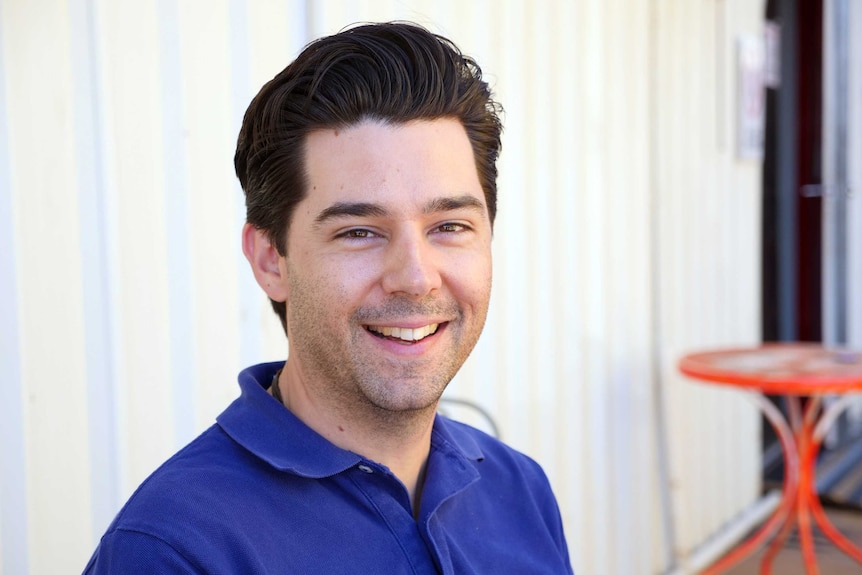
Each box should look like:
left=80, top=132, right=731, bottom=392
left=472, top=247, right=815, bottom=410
left=234, top=21, right=503, bottom=332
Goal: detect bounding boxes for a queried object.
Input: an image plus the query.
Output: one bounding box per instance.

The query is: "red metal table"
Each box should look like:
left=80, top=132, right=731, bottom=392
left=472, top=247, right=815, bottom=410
left=678, top=343, right=862, bottom=575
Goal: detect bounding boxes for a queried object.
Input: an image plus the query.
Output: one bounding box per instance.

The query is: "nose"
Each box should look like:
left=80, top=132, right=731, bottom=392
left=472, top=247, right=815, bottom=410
left=380, top=229, right=442, bottom=298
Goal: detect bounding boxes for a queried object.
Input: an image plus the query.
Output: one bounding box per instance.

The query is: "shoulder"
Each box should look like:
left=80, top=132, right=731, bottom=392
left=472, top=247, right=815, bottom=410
left=88, top=425, right=267, bottom=570
left=117, top=423, right=268, bottom=522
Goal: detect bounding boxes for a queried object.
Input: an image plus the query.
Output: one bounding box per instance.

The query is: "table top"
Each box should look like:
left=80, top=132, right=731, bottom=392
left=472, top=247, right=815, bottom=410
left=678, top=343, right=862, bottom=395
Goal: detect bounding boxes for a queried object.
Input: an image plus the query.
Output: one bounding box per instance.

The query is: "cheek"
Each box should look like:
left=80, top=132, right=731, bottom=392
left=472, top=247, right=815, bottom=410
left=304, top=260, right=374, bottom=311
left=449, top=257, right=492, bottom=306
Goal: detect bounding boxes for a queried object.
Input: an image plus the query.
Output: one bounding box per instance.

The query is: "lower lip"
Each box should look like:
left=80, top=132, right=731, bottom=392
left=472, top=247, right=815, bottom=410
left=366, top=323, right=448, bottom=355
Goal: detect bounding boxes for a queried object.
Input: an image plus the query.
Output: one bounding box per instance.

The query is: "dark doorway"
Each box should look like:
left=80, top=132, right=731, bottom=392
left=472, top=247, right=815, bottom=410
left=761, top=0, right=862, bottom=508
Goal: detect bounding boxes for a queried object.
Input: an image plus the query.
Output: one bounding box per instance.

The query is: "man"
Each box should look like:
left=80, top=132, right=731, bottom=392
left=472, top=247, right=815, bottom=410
left=85, top=22, right=573, bottom=574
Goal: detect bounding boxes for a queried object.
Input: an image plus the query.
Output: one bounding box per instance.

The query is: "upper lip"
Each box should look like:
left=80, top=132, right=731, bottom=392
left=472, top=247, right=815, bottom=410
left=363, top=319, right=446, bottom=330
left=365, top=322, right=443, bottom=341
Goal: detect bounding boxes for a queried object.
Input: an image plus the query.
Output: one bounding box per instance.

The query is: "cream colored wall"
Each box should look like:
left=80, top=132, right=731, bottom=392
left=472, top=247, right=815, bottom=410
left=0, top=1, right=765, bottom=573
left=2, top=2, right=94, bottom=574
left=654, top=0, right=765, bottom=563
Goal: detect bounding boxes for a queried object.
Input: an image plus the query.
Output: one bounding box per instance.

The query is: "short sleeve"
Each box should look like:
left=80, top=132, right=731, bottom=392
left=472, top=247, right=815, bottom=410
left=83, top=529, right=200, bottom=574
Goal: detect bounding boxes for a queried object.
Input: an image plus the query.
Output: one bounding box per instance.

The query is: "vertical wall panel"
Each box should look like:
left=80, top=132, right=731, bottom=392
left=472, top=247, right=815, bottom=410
left=229, top=0, right=260, bottom=371
left=547, top=0, right=586, bottom=564
left=100, top=0, right=175, bottom=498
left=824, top=0, right=862, bottom=428
left=851, top=1, right=862, bottom=350
left=849, top=1, right=862, bottom=428
left=0, top=2, right=30, bottom=572
left=824, top=0, right=862, bottom=350
left=610, top=0, right=655, bottom=569
left=176, top=0, right=242, bottom=431
left=5, top=0, right=94, bottom=572
left=658, top=0, right=764, bottom=564
left=526, top=0, right=557, bottom=487
left=68, top=0, right=121, bottom=539
left=579, top=1, right=613, bottom=571
left=494, top=0, right=532, bottom=474
left=247, top=0, right=304, bottom=102
left=157, top=0, right=198, bottom=450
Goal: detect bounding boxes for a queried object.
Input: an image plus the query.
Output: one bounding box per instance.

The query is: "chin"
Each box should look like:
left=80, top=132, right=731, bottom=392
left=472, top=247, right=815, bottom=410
left=362, top=383, right=446, bottom=414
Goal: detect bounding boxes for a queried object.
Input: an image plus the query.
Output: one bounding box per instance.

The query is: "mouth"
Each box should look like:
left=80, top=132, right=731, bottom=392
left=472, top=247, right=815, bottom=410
left=365, top=323, right=441, bottom=344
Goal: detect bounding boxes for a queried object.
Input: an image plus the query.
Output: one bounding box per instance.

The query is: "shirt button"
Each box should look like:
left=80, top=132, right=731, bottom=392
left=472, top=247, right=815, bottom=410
left=357, top=464, right=374, bottom=474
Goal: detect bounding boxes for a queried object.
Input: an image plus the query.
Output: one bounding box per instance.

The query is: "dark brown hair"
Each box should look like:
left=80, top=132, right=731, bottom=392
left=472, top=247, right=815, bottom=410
left=235, top=21, right=503, bottom=332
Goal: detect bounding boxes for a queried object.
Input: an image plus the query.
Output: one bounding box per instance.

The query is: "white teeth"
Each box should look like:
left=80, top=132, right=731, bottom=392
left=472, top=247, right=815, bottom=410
left=369, top=323, right=439, bottom=342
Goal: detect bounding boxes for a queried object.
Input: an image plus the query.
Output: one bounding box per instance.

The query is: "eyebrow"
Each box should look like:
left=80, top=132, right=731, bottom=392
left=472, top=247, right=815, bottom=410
left=314, top=202, right=388, bottom=225
left=313, top=194, right=487, bottom=226
left=422, top=195, right=486, bottom=215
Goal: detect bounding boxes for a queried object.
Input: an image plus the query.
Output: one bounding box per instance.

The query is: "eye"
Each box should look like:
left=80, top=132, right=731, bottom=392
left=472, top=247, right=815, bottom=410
left=434, top=222, right=468, bottom=234
left=335, top=228, right=381, bottom=242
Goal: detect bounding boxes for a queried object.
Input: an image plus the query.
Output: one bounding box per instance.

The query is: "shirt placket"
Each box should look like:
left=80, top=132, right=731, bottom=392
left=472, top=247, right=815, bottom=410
left=347, top=460, right=441, bottom=575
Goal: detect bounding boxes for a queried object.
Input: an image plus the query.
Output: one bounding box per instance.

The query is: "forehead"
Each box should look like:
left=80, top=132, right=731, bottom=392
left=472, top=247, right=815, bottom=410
left=300, top=118, right=484, bottom=213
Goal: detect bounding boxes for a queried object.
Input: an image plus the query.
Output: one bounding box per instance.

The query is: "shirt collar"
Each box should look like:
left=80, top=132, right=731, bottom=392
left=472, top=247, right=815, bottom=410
left=216, top=362, right=361, bottom=478
left=216, top=362, right=486, bottom=477
left=430, top=412, right=485, bottom=462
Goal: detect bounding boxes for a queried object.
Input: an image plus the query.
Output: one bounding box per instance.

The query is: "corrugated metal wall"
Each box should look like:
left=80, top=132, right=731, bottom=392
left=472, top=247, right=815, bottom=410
left=824, top=0, right=862, bottom=350
left=823, top=0, right=862, bottom=431
left=0, top=1, right=767, bottom=573
left=654, top=1, right=764, bottom=564
left=851, top=1, right=861, bottom=350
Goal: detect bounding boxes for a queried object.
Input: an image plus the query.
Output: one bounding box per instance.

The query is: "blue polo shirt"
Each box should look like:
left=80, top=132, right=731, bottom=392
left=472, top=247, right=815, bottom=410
left=84, top=362, right=573, bottom=574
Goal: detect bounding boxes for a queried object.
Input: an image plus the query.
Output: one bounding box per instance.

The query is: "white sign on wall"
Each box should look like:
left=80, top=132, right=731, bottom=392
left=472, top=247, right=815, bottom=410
left=764, top=22, right=782, bottom=89
left=737, top=34, right=766, bottom=160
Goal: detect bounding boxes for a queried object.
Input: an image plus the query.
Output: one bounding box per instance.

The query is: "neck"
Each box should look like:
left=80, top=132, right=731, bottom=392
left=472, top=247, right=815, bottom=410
left=272, top=365, right=437, bottom=513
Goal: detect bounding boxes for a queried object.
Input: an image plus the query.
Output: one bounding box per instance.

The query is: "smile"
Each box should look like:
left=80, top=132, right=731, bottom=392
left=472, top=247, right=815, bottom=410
left=366, top=323, right=440, bottom=343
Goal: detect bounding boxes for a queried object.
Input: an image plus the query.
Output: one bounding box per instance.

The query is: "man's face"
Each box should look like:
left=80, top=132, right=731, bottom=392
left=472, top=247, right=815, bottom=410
left=280, top=118, right=492, bottom=416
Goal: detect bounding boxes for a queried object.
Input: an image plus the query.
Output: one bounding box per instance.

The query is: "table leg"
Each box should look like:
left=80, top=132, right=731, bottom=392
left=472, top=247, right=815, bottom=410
left=702, top=393, right=799, bottom=575
left=758, top=397, right=818, bottom=575
left=786, top=395, right=803, bottom=433
left=758, top=397, right=805, bottom=571
left=796, top=397, right=822, bottom=574
left=700, top=391, right=862, bottom=574
left=763, top=394, right=862, bottom=571
left=805, top=397, right=862, bottom=565
left=758, top=495, right=798, bottom=571
left=807, top=485, right=862, bottom=563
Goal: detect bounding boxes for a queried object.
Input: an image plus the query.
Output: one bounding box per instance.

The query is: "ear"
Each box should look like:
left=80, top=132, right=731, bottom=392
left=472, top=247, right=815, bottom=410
left=242, top=222, right=289, bottom=303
